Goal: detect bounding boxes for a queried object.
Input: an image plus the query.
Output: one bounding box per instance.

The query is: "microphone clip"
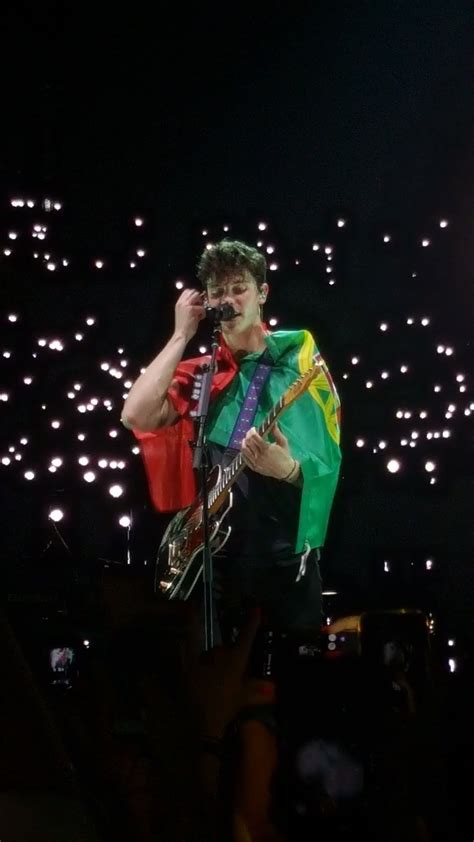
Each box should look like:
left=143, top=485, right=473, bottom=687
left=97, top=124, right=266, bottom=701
left=205, top=304, right=237, bottom=322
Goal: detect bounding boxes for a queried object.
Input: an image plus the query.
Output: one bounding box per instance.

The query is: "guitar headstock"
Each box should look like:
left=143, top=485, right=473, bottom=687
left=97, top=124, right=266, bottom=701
left=281, top=363, right=320, bottom=408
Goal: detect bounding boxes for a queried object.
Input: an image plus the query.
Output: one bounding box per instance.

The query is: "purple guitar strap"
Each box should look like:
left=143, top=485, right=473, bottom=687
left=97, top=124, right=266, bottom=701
left=227, top=350, right=273, bottom=450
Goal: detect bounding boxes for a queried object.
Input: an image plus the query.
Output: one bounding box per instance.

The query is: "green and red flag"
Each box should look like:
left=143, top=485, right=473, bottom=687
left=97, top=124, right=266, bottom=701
left=133, top=329, right=342, bottom=551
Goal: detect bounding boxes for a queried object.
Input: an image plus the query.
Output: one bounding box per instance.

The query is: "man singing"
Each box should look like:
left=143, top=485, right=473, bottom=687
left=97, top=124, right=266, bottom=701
left=121, top=239, right=342, bottom=642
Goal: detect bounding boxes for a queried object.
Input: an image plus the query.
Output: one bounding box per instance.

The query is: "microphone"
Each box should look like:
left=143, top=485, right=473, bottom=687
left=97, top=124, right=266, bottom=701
left=205, top=303, right=238, bottom=322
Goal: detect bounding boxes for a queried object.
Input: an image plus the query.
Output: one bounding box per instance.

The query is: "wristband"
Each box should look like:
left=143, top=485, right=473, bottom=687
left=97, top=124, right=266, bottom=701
left=282, top=458, right=298, bottom=482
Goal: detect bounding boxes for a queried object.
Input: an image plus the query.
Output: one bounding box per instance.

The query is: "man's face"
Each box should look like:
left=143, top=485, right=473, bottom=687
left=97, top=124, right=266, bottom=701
left=206, top=270, right=268, bottom=334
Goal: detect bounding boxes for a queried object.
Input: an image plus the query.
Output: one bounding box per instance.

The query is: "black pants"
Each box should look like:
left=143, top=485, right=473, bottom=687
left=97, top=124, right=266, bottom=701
left=197, top=549, right=322, bottom=647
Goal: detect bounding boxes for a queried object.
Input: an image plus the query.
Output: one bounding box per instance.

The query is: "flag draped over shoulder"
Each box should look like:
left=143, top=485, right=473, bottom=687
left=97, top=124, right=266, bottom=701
left=132, top=329, right=342, bottom=551
left=132, top=339, right=238, bottom=512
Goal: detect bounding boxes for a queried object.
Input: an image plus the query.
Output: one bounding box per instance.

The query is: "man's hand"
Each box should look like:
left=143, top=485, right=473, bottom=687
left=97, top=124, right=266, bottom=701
left=241, top=424, right=296, bottom=480
left=174, top=288, right=206, bottom=343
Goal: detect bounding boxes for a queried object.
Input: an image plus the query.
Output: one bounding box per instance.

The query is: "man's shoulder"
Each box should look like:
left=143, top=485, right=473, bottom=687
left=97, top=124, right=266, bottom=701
left=176, top=353, right=211, bottom=374
left=267, top=329, right=317, bottom=362
left=269, top=328, right=315, bottom=345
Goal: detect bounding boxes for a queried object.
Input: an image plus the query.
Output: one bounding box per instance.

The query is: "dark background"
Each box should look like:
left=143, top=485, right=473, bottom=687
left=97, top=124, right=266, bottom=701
left=0, top=1, right=473, bottom=645
left=1, top=6, right=473, bottom=838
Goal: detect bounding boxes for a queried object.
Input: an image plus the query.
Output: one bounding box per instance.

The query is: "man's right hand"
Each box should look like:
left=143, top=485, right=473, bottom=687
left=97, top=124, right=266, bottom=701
left=174, top=288, right=206, bottom=342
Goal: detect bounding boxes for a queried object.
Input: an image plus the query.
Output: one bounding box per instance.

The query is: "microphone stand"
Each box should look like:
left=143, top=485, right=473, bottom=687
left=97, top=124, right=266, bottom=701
left=192, top=316, right=222, bottom=651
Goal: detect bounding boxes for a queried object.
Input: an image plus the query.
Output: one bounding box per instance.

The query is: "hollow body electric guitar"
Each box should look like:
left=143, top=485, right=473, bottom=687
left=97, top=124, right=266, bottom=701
left=155, top=363, right=321, bottom=600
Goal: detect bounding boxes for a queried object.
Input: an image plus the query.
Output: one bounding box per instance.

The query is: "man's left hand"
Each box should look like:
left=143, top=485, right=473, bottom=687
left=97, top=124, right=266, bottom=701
left=241, top=425, right=294, bottom=480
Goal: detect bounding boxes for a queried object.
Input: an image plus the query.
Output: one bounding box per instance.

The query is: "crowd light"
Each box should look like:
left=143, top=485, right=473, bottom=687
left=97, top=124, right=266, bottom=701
left=109, top=484, right=124, bottom=498
left=0, top=199, right=471, bottom=666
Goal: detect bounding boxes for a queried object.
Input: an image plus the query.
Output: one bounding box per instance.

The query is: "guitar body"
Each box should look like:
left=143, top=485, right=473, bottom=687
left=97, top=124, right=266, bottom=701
left=154, top=360, right=321, bottom=601
left=154, top=465, right=233, bottom=600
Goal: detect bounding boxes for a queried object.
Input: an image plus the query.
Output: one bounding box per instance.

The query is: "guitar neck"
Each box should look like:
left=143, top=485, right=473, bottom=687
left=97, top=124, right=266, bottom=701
left=208, top=397, right=284, bottom=510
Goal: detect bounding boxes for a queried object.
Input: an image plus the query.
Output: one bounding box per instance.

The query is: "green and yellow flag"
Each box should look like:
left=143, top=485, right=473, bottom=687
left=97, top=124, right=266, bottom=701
left=205, top=329, right=342, bottom=552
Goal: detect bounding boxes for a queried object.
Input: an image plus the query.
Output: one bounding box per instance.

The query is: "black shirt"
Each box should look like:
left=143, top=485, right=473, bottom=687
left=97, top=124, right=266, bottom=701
left=208, top=442, right=302, bottom=567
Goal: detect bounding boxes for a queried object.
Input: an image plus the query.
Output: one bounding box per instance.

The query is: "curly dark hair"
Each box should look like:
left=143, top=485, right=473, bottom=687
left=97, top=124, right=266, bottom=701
left=196, top=239, right=267, bottom=289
